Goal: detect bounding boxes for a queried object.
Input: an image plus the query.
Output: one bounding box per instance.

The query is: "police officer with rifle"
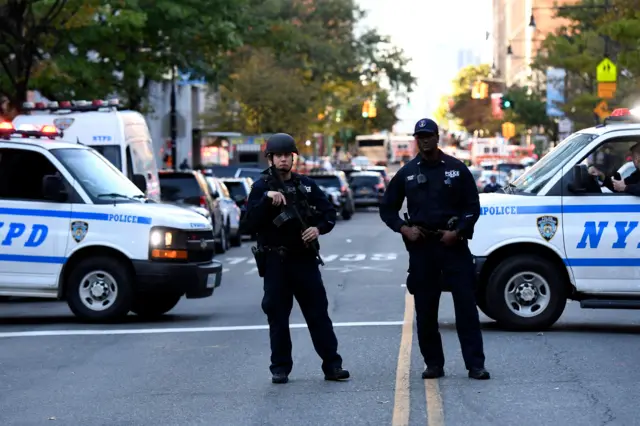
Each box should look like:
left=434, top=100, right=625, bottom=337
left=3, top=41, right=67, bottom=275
left=379, top=118, right=490, bottom=381
left=241, top=133, right=349, bottom=384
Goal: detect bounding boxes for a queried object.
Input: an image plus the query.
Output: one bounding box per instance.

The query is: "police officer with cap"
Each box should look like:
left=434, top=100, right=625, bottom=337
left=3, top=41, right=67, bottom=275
left=242, top=133, right=349, bottom=384
left=379, top=118, right=490, bottom=380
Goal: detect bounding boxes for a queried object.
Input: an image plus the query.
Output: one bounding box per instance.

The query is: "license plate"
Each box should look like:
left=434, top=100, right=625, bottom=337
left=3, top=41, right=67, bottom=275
left=206, top=274, right=217, bottom=288
left=359, top=188, right=371, bottom=194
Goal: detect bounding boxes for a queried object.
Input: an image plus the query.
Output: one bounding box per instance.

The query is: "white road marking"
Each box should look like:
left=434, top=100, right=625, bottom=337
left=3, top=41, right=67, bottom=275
left=339, top=254, right=366, bottom=261
left=322, top=254, right=339, bottom=262
left=400, top=284, right=406, bottom=287
left=222, top=268, right=230, bottom=273
left=244, top=267, right=258, bottom=275
left=323, top=265, right=393, bottom=273
left=219, top=253, right=402, bottom=268
left=0, top=321, right=404, bottom=339
left=224, top=257, right=248, bottom=265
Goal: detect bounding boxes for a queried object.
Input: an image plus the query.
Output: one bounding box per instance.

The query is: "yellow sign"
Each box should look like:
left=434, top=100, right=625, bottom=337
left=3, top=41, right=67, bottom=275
left=471, top=81, right=489, bottom=99
left=502, top=122, right=516, bottom=139
left=596, top=58, right=617, bottom=82
left=593, top=100, right=610, bottom=119
left=597, top=82, right=617, bottom=99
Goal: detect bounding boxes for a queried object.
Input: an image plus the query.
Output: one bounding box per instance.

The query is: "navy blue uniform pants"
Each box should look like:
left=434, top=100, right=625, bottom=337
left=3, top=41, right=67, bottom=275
left=407, top=240, right=485, bottom=370
left=261, top=253, right=342, bottom=375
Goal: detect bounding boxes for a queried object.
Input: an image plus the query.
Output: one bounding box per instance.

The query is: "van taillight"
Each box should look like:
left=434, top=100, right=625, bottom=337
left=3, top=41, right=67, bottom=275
left=375, top=183, right=385, bottom=190
left=340, top=185, right=347, bottom=193
left=200, top=196, right=207, bottom=208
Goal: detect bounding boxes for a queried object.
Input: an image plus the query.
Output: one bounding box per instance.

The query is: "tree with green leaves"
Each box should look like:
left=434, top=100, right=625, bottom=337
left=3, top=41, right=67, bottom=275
left=0, top=0, right=252, bottom=116
left=206, top=0, right=414, bottom=140
left=532, top=0, right=640, bottom=129
left=501, top=85, right=551, bottom=137
left=0, top=0, right=102, bottom=117
left=447, top=64, right=502, bottom=134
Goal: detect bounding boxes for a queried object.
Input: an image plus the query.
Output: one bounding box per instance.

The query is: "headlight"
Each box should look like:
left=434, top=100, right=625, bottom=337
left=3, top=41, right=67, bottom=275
left=149, top=227, right=188, bottom=261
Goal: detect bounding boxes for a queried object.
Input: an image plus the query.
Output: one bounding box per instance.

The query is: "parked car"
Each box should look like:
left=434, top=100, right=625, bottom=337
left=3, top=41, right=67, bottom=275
left=349, top=171, right=386, bottom=207
left=307, top=171, right=354, bottom=219
left=220, top=177, right=254, bottom=237
left=205, top=176, right=242, bottom=247
left=158, top=170, right=230, bottom=253
left=363, top=165, right=390, bottom=185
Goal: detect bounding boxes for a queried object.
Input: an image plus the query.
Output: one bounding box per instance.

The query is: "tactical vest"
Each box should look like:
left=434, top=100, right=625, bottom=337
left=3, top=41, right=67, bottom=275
left=262, top=173, right=317, bottom=224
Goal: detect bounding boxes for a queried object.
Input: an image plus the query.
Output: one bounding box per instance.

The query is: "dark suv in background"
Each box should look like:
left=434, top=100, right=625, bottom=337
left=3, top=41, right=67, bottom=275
left=306, top=171, right=354, bottom=220
left=220, top=177, right=255, bottom=238
left=158, top=170, right=230, bottom=253
left=349, top=171, right=386, bottom=207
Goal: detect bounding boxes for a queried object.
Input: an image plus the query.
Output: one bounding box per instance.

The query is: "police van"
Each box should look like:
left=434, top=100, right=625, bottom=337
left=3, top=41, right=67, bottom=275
left=472, top=108, right=640, bottom=330
left=0, top=121, right=222, bottom=322
left=12, top=99, right=161, bottom=202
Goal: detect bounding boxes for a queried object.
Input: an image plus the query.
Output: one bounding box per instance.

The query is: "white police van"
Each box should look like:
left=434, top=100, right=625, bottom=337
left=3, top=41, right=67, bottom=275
left=12, top=99, right=161, bottom=202
left=472, top=108, right=640, bottom=330
left=0, top=121, right=222, bottom=322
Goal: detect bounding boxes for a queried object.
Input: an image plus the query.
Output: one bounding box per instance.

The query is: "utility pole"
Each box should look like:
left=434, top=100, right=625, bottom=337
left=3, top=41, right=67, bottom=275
left=170, top=67, right=178, bottom=169
left=603, top=0, right=610, bottom=57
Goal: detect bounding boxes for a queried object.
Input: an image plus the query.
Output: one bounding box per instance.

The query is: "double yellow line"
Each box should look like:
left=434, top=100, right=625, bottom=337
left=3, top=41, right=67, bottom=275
left=392, top=291, right=445, bottom=426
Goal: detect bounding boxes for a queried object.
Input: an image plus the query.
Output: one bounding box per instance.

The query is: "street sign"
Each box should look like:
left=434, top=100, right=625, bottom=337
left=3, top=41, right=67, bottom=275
left=596, top=58, right=617, bottom=82
left=597, top=82, right=617, bottom=99
left=501, top=122, right=516, bottom=139
left=594, top=100, right=610, bottom=119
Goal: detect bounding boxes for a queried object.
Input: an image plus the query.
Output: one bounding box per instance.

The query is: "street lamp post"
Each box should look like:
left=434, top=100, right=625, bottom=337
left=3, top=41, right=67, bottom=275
left=170, top=67, right=178, bottom=169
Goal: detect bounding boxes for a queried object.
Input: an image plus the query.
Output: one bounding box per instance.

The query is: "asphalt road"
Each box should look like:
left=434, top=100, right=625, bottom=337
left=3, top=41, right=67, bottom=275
left=2, top=208, right=640, bottom=426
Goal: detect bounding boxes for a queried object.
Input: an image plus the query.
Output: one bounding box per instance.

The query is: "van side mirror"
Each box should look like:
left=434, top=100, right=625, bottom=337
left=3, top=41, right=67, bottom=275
left=42, top=175, right=68, bottom=202
left=132, top=173, right=147, bottom=193
left=568, top=164, right=589, bottom=194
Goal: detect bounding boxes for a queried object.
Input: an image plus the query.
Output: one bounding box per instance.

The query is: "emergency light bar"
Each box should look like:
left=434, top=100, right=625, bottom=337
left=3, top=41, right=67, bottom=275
left=604, top=107, right=640, bottom=124
left=21, top=98, right=121, bottom=112
left=0, top=121, right=64, bottom=140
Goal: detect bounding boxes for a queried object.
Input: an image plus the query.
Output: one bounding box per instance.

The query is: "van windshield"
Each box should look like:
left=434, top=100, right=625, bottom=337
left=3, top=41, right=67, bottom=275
left=511, top=132, right=599, bottom=194
left=52, top=148, right=145, bottom=204
left=89, top=144, right=122, bottom=171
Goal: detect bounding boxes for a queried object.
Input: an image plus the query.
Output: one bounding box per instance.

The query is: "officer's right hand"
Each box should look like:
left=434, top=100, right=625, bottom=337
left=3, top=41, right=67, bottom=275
left=400, top=225, right=425, bottom=242
left=267, top=191, right=287, bottom=206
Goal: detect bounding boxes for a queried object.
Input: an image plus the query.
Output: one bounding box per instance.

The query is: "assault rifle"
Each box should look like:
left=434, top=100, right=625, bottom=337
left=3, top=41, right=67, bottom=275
left=268, top=166, right=324, bottom=266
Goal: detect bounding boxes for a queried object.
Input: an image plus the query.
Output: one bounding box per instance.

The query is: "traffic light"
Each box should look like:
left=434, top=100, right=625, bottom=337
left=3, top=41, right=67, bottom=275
left=362, top=99, right=377, bottom=118
left=471, top=81, right=489, bottom=99
left=500, top=96, right=513, bottom=110
left=502, top=122, right=516, bottom=139
left=362, top=100, right=370, bottom=118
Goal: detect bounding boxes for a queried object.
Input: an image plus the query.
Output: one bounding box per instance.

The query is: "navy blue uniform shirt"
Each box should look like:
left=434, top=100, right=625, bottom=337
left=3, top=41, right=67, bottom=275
left=242, top=172, right=337, bottom=250
left=379, top=151, right=481, bottom=239
left=604, top=169, right=640, bottom=196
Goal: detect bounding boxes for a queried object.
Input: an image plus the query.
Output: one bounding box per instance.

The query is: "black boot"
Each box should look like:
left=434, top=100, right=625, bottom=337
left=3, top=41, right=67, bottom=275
left=324, top=367, right=350, bottom=381
left=468, top=367, right=490, bottom=380
left=271, top=372, right=289, bottom=384
left=422, top=366, right=444, bottom=379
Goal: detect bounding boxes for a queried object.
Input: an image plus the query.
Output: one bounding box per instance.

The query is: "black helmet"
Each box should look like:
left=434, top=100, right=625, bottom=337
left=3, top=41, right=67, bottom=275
left=265, top=133, right=298, bottom=156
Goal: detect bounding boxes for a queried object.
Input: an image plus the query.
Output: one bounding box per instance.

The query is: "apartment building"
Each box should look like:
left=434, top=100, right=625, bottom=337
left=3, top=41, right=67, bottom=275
left=492, top=0, right=578, bottom=87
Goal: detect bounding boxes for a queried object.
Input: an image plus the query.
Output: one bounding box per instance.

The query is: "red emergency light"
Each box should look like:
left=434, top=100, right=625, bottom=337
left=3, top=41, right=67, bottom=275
left=0, top=121, right=64, bottom=140
left=604, top=107, right=640, bottom=124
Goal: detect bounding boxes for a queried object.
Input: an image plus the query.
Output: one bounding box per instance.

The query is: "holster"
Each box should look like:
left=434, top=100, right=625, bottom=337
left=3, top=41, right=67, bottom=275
left=251, top=245, right=267, bottom=277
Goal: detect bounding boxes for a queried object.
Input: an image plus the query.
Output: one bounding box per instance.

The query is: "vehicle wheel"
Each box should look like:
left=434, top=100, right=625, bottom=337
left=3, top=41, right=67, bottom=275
left=475, top=287, right=498, bottom=321
left=230, top=231, right=242, bottom=247
left=486, top=255, right=567, bottom=331
left=66, top=256, right=134, bottom=322
left=131, top=292, right=183, bottom=319
left=341, top=207, right=353, bottom=220
left=216, top=225, right=228, bottom=254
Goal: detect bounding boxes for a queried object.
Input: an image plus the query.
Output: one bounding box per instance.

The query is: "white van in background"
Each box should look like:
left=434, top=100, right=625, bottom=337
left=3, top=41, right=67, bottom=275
left=13, top=99, right=161, bottom=202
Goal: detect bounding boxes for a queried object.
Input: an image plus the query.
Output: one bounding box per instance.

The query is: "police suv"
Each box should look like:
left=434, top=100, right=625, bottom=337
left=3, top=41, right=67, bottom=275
left=0, top=121, right=222, bottom=321
left=472, top=108, right=640, bottom=330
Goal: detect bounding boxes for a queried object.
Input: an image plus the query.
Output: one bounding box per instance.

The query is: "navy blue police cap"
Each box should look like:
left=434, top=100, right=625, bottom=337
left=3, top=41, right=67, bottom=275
left=413, top=118, right=439, bottom=136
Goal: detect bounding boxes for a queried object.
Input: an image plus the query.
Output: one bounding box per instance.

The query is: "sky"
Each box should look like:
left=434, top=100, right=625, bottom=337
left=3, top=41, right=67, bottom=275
left=356, top=0, right=493, bottom=133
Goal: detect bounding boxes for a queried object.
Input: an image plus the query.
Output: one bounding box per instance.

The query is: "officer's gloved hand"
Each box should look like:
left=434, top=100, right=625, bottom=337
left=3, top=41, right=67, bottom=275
left=400, top=225, right=424, bottom=242
left=267, top=191, right=287, bottom=206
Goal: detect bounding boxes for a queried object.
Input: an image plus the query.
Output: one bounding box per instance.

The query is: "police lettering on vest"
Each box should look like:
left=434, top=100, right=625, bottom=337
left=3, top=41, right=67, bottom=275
left=577, top=221, right=640, bottom=249
left=0, top=222, right=48, bottom=247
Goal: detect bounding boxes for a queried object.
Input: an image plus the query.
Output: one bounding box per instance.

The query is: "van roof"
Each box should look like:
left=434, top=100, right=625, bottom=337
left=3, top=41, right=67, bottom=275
left=12, top=109, right=149, bottom=145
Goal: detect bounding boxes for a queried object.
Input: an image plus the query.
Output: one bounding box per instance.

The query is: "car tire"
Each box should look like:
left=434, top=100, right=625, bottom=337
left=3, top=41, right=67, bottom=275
left=486, top=255, right=567, bottom=331
left=216, top=226, right=228, bottom=254
left=66, top=256, right=134, bottom=322
left=341, top=207, right=353, bottom=220
left=131, top=292, right=183, bottom=319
